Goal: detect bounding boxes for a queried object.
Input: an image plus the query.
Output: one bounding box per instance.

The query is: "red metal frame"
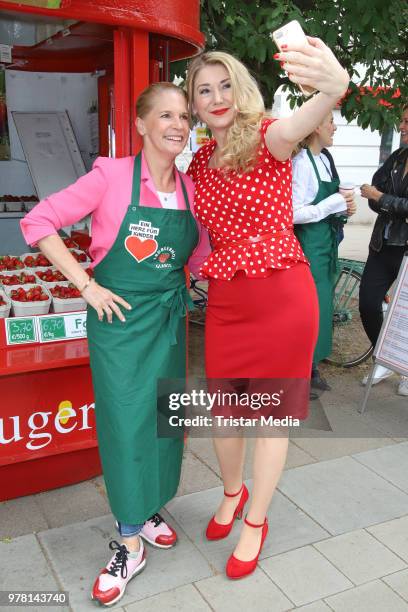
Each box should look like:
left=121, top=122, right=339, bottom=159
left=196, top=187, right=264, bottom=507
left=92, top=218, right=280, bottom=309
left=113, top=29, right=131, bottom=158
left=130, top=29, right=149, bottom=154
left=0, top=0, right=204, bottom=57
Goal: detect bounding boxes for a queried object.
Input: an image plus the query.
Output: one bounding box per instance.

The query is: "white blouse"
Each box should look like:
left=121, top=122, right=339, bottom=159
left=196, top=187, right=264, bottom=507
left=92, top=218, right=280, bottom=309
left=292, top=148, right=347, bottom=224
left=157, top=190, right=178, bottom=209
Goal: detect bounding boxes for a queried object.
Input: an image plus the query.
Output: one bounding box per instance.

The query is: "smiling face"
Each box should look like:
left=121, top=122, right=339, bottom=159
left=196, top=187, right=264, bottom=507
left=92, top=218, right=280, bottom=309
left=136, top=90, right=189, bottom=159
left=192, top=63, right=236, bottom=133
left=315, top=113, right=337, bottom=148
left=399, top=107, right=408, bottom=146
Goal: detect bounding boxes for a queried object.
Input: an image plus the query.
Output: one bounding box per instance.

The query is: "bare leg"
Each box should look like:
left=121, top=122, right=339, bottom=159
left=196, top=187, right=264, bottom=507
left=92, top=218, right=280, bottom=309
left=233, top=432, right=289, bottom=560
left=213, top=436, right=246, bottom=523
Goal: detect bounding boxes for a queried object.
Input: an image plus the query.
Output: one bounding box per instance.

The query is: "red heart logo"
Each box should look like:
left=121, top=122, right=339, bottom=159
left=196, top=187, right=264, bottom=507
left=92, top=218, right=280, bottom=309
left=158, top=253, right=171, bottom=263
left=125, top=235, right=158, bottom=262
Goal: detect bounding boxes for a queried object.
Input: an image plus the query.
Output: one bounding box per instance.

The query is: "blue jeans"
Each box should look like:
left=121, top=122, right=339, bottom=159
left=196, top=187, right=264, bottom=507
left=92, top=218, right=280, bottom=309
left=116, top=520, right=144, bottom=537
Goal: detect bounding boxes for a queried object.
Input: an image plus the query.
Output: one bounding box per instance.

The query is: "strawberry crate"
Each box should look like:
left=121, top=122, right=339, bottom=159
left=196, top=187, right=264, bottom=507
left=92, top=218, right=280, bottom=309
left=0, top=255, right=24, bottom=271
left=4, top=283, right=52, bottom=317
left=34, top=267, right=67, bottom=284
left=69, top=249, right=90, bottom=267
left=5, top=201, right=23, bottom=212
left=0, top=270, right=38, bottom=287
left=0, top=290, right=11, bottom=318
left=46, top=281, right=86, bottom=313
left=21, top=252, right=52, bottom=269
left=62, top=236, right=79, bottom=249
left=23, top=201, right=38, bottom=213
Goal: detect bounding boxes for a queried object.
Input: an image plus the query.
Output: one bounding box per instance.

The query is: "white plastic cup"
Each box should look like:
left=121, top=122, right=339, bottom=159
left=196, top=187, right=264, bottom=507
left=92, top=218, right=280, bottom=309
left=337, top=183, right=356, bottom=218
left=339, top=182, right=355, bottom=196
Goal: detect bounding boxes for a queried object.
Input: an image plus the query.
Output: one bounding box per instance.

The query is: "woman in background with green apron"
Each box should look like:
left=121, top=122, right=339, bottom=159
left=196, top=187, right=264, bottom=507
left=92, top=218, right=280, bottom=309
left=21, top=83, right=210, bottom=607
left=292, top=113, right=356, bottom=391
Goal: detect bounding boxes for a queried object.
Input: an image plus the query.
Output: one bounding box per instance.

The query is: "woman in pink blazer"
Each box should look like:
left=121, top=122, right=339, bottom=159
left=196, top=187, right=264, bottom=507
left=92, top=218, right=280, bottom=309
left=21, top=82, right=210, bottom=607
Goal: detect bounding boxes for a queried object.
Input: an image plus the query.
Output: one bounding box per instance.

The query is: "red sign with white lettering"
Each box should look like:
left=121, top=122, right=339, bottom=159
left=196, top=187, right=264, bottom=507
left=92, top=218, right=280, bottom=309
left=0, top=339, right=101, bottom=500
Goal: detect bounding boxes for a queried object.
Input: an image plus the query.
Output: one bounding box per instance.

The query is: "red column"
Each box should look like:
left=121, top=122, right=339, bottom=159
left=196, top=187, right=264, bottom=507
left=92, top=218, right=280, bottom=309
left=113, top=28, right=149, bottom=158
left=113, top=29, right=131, bottom=158
left=130, top=30, right=149, bottom=155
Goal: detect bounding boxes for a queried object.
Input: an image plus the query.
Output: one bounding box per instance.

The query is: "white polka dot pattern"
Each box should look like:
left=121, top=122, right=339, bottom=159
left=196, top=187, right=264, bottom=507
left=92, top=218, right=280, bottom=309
left=187, top=119, right=308, bottom=280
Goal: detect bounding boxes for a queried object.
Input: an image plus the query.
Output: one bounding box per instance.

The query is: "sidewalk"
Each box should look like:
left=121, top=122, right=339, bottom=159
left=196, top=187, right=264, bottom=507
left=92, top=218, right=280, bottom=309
left=1, top=225, right=408, bottom=612
left=338, top=222, right=373, bottom=262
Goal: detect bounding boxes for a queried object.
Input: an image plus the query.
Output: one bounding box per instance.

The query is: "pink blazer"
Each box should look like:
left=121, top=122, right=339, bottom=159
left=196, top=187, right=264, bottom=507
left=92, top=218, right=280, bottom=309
left=21, top=153, right=210, bottom=277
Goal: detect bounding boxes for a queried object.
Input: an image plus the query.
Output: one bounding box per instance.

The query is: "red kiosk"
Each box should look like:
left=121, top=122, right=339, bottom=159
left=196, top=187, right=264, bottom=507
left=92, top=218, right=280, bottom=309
left=0, top=0, right=204, bottom=501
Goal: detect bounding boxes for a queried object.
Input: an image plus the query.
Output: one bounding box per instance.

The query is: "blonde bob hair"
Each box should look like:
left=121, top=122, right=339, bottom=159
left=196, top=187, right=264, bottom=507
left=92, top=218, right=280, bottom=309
left=186, top=51, right=267, bottom=173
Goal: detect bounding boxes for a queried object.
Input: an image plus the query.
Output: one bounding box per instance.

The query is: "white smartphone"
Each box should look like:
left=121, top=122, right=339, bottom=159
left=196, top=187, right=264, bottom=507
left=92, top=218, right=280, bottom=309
left=271, top=20, right=317, bottom=97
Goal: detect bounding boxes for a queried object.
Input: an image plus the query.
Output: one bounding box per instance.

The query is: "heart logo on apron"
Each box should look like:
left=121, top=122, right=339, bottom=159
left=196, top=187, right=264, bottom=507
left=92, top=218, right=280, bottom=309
left=125, top=235, right=158, bottom=262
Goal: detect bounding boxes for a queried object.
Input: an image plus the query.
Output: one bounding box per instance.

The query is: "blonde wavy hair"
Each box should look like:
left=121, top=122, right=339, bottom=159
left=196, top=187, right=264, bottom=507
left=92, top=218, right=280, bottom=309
left=186, top=51, right=267, bottom=173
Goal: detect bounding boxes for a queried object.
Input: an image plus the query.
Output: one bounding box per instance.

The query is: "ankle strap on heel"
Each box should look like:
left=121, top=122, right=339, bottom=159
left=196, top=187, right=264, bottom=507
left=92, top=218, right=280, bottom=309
left=224, top=483, right=244, bottom=498
left=244, top=516, right=266, bottom=528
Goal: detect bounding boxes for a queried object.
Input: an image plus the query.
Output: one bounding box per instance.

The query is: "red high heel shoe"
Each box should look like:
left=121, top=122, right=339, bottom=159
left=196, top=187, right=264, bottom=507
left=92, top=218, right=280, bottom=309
left=226, top=516, right=268, bottom=579
left=206, top=484, right=249, bottom=541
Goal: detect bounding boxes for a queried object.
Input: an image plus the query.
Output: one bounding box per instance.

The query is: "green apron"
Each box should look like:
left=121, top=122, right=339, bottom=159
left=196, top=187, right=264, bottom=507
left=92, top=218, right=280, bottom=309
left=87, top=153, right=198, bottom=524
left=294, top=149, right=340, bottom=363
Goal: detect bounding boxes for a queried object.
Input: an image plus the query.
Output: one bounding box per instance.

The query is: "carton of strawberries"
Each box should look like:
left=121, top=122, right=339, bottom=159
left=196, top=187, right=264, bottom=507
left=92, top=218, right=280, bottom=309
left=0, top=271, right=37, bottom=285
left=62, top=237, right=79, bottom=249
left=10, top=286, right=50, bottom=302
left=35, top=268, right=67, bottom=283
left=22, top=253, right=52, bottom=268
left=47, top=281, right=86, bottom=313
left=0, top=255, right=24, bottom=271
left=50, top=284, right=81, bottom=299
left=0, top=291, right=11, bottom=318
left=4, top=283, right=52, bottom=316
left=69, top=249, right=89, bottom=264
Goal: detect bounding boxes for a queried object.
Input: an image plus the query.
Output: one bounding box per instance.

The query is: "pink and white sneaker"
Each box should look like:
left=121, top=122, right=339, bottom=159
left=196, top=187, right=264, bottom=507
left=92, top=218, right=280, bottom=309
left=140, top=513, right=177, bottom=548
left=91, top=540, right=146, bottom=606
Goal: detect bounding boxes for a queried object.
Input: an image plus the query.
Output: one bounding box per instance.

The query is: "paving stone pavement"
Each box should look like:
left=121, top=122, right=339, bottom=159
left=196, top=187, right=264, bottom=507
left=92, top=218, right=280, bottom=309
left=2, top=435, right=408, bottom=611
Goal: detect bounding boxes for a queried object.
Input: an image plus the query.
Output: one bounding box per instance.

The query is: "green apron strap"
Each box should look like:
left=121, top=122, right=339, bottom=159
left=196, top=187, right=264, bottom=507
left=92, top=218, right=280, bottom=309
left=178, top=173, right=191, bottom=211
left=131, top=153, right=143, bottom=206
left=132, top=153, right=191, bottom=212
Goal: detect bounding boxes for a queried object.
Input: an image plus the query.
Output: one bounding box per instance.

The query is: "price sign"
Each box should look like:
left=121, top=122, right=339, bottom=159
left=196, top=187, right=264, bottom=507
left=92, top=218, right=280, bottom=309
left=5, top=317, right=37, bottom=344
left=3, top=311, right=87, bottom=346
left=39, top=316, right=66, bottom=342
left=37, top=312, right=87, bottom=342
left=64, top=312, right=87, bottom=339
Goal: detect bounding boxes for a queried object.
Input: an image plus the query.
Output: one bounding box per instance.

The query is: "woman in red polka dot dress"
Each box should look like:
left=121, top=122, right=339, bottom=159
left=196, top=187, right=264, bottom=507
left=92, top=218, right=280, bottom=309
left=186, top=44, right=349, bottom=579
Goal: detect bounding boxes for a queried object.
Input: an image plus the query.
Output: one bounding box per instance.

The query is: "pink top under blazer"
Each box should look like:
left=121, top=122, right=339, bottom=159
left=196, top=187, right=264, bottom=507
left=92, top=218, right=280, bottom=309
left=21, top=153, right=210, bottom=278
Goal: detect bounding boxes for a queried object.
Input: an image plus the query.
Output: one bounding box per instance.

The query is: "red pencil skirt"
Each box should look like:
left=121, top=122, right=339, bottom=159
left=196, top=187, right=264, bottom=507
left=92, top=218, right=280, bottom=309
left=205, top=263, right=319, bottom=420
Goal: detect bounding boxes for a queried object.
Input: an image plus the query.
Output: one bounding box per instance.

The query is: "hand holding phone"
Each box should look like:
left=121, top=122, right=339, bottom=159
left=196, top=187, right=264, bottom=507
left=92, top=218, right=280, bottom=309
left=272, top=20, right=349, bottom=100
left=272, top=20, right=317, bottom=97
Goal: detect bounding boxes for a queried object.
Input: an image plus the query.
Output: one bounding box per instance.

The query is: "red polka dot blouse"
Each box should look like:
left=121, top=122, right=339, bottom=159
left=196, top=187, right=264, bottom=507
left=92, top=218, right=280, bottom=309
left=187, top=118, right=308, bottom=280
